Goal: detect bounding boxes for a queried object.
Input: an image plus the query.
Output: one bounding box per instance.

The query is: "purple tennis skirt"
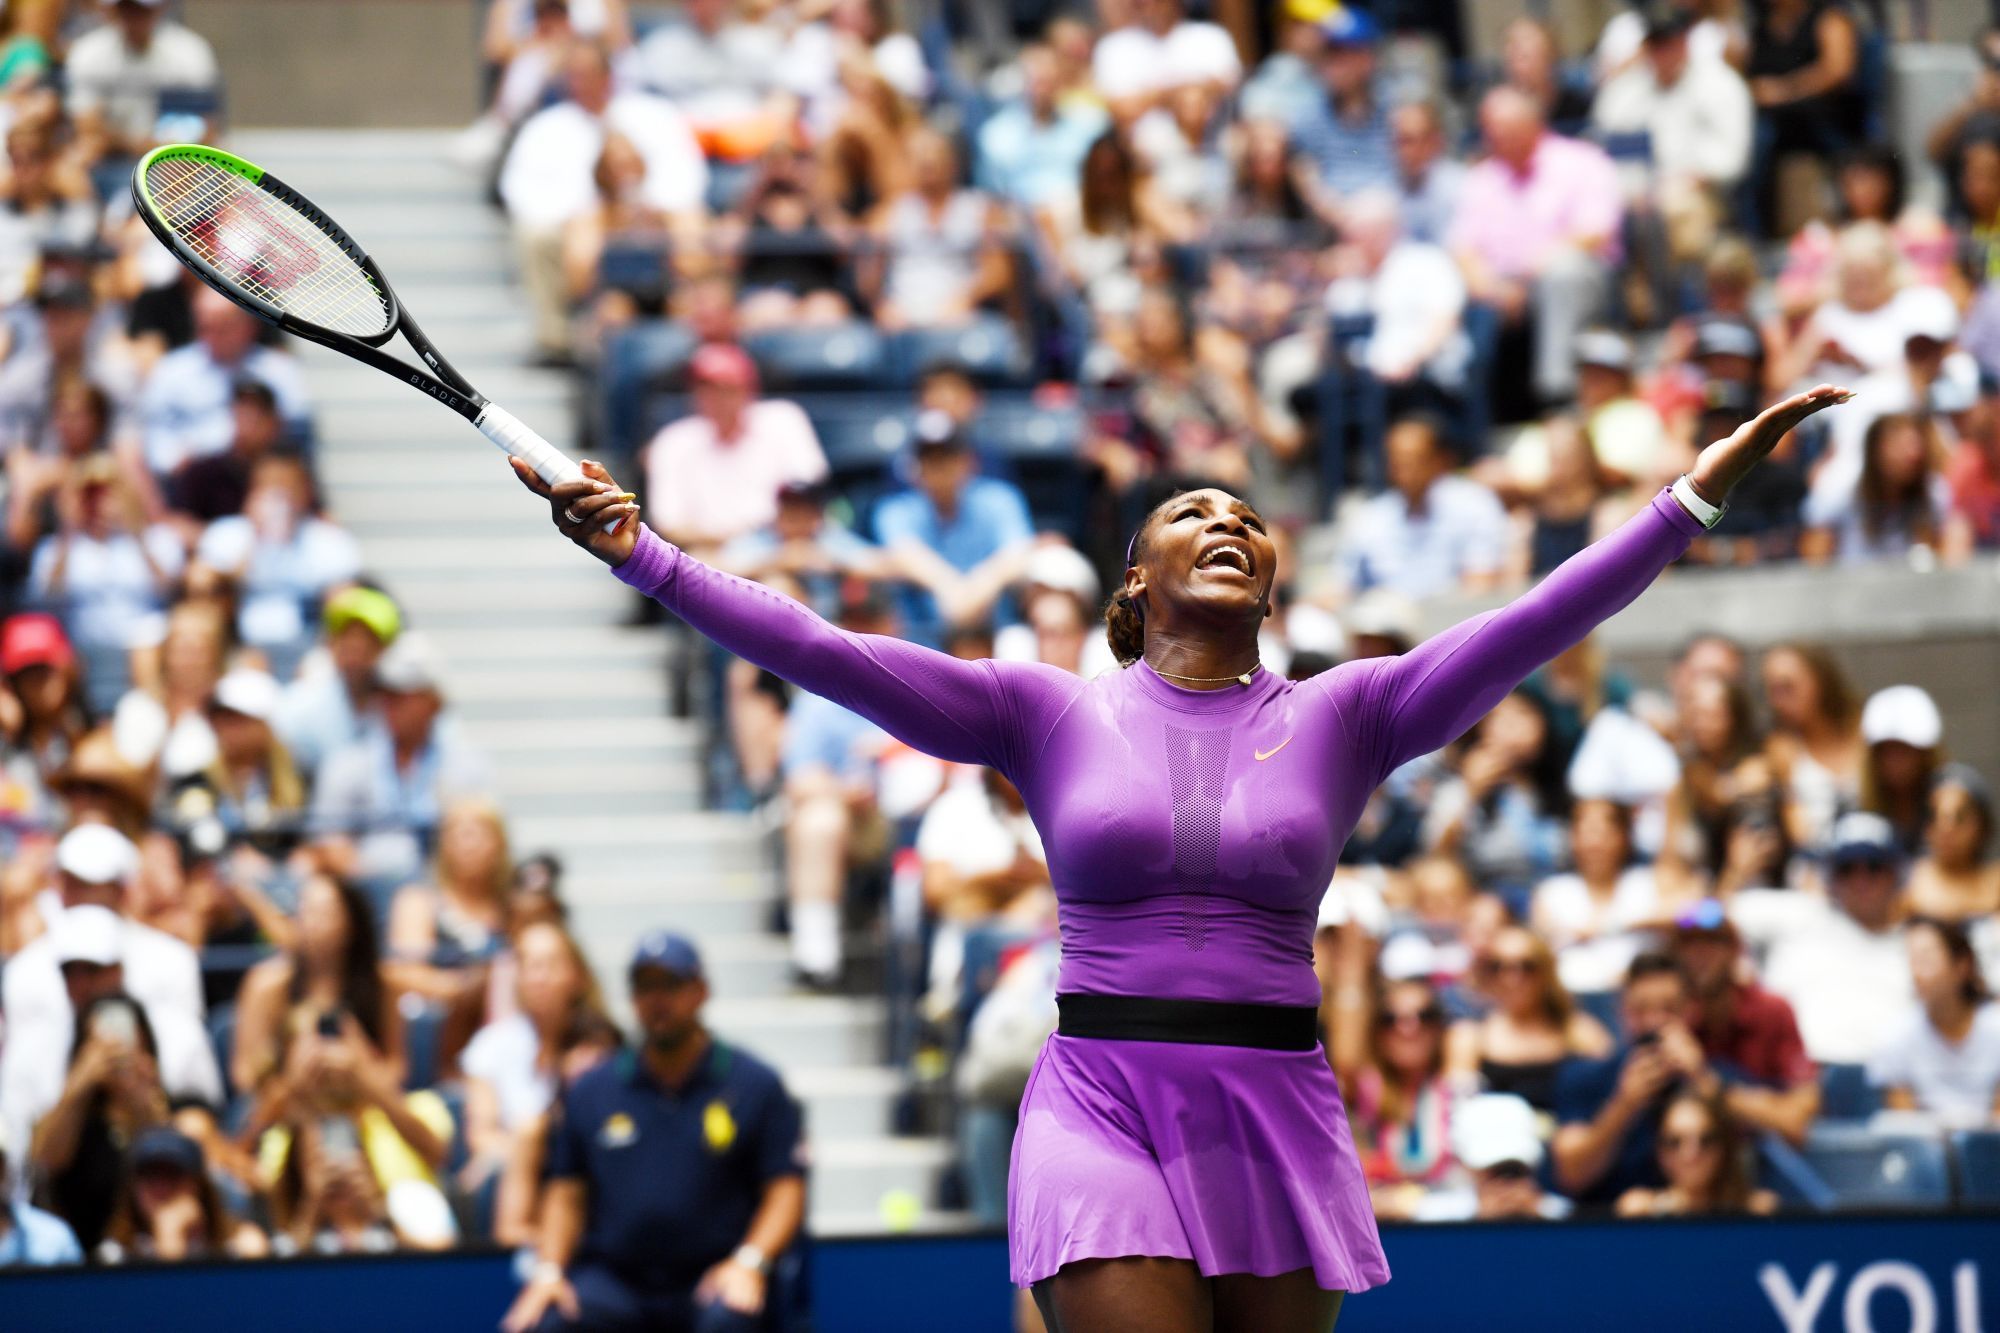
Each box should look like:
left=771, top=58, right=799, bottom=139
left=1007, top=1032, right=1391, bottom=1293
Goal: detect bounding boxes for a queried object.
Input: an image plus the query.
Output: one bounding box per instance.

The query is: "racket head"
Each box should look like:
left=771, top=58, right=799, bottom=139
left=131, top=144, right=399, bottom=346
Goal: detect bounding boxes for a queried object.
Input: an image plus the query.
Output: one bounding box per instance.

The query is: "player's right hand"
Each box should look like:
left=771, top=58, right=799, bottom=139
left=512, top=457, right=640, bottom=568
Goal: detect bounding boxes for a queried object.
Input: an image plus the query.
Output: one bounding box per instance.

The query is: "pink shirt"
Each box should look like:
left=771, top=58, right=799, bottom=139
left=1448, top=133, right=1624, bottom=280
left=642, top=399, right=829, bottom=546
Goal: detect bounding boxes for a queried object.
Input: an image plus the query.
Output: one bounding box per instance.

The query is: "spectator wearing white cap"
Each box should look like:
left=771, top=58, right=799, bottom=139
left=992, top=543, right=1117, bottom=678
left=0, top=901, right=221, bottom=1208
left=0, top=824, right=203, bottom=1041
left=1412, top=1093, right=1571, bottom=1221
left=196, top=668, right=305, bottom=841
left=308, top=633, right=490, bottom=893
left=1732, top=811, right=1917, bottom=1064
left=1858, top=684, right=1944, bottom=856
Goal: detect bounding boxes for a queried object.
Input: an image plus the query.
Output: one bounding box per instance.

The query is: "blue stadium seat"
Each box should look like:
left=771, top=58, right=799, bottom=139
left=1818, top=1063, right=1881, bottom=1122
left=599, top=321, right=697, bottom=459
left=1573, top=990, right=1621, bottom=1042
left=597, top=238, right=670, bottom=307
left=745, top=323, right=890, bottom=391
left=1798, top=1127, right=1951, bottom=1209
left=76, top=638, right=131, bottom=717
left=971, top=399, right=1083, bottom=461
left=886, top=316, right=1031, bottom=387
left=403, top=998, right=446, bottom=1092
left=1952, top=1130, right=2000, bottom=1207
left=796, top=395, right=912, bottom=473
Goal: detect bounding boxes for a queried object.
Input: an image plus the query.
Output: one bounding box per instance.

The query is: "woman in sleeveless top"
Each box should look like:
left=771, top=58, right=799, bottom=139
left=516, top=384, right=1852, bottom=1330
left=1759, top=641, right=1864, bottom=855
left=1447, top=926, right=1610, bottom=1113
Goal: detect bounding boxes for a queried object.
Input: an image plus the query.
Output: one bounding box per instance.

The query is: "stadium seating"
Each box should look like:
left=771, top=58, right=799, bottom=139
left=745, top=323, right=891, bottom=392
left=1951, top=1130, right=2000, bottom=1208
left=1818, top=1063, right=1882, bottom=1123
left=1795, top=1127, right=1953, bottom=1210
left=597, top=320, right=697, bottom=460
left=884, top=317, right=1032, bottom=388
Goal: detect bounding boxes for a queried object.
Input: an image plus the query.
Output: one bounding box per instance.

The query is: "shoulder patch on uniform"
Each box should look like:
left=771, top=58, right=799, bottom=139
left=704, top=1099, right=737, bottom=1153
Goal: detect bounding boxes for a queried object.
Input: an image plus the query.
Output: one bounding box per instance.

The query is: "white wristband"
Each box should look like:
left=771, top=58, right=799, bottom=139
left=532, top=1260, right=566, bottom=1286
left=733, top=1243, right=770, bottom=1275
left=1671, top=474, right=1728, bottom=530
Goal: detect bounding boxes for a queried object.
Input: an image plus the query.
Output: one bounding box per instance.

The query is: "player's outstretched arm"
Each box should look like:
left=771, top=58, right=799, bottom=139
left=1323, top=384, right=1853, bottom=783
left=510, top=458, right=1079, bottom=776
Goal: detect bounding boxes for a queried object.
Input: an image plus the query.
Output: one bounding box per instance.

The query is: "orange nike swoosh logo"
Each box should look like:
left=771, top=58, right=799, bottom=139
left=1255, top=737, right=1293, bottom=762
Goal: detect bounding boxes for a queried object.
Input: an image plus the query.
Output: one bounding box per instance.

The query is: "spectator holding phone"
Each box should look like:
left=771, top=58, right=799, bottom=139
left=250, top=1007, right=456, bottom=1252
left=1615, top=1090, right=1777, bottom=1216
left=231, top=874, right=405, bottom=1097
left=1552, top=951, right=1709, bottom=1206
left=29, top=989, right=172, bottom=1250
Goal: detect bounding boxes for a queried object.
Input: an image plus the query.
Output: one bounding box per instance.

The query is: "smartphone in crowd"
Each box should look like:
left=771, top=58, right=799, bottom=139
left=90, top=998, right=142, bottom=1051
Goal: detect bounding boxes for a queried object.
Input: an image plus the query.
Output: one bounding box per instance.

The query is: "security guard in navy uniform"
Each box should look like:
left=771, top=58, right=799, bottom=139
left=504, top=932, right=807, bottom=1333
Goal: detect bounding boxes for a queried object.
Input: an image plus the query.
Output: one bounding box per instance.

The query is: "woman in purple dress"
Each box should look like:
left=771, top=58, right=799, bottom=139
left=513, top=384, right=1851, bottom=1331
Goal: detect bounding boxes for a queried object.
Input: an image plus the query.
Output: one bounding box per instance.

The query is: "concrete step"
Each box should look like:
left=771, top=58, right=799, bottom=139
left=232, top=130, right=470, bottom=163
left=490, top=768, right=700, bottom=818
left=323, top=452, right=558, bottom=492
left=506, top=813, right=768, bottom=880
left=322, top=532, right=599, bottom=573
left=807, top=1137, right=956, bottom=1219
left=459, top=714, right=697, bottom=751
left=790, top=1066, right=908, bottom=1141
left=383, top=572, right=632, bottom=624
left=560, top=878, right=774, bottom=938
left=703, top=996, right=885, bottom=1071
left=423, top=624, right=667, bottom=667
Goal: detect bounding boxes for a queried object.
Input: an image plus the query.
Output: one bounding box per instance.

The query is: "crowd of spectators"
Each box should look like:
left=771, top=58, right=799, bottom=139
left=5, top=0, right=2000, bottom=1308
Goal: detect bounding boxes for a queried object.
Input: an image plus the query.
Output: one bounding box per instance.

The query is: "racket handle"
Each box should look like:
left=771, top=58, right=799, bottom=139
left=475, top=401, right=582, bottom=485
left=475, top=402, right=626, bottom=535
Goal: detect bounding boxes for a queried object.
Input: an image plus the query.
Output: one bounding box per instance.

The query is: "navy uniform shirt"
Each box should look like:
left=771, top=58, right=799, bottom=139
left=547, top=1038, right=807, bottom=1289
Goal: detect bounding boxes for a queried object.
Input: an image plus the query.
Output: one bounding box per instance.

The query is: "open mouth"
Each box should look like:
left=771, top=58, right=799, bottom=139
left=1194, top=541, right=1254, bottom=579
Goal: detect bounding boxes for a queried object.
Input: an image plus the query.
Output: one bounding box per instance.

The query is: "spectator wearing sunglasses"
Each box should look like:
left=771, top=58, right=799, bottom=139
left=1335, top=978, right=1458, bottom=1220
left=1615, top=1090, right=1776, bottom=1217
left=1446, top=925, right=1612, bottom=1114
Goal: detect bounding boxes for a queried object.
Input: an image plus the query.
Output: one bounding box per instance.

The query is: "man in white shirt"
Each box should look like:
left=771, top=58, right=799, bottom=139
left=0, top=904, right=221, bottom=1192
left=137, top=287, right=311, bottom=478
left=642, top=343, right=828, bottom=560
left=64, top=0, right=220, bottom=165
left=1734, top=812, right=1917, bottom=1065
left=498, top=41, right=707, bottom=361
left=1590, top=3, right=1753, bottom=324
left=1, top=825, right=203, bottom=1034
left=1091, top=0, right=1242, bottom=120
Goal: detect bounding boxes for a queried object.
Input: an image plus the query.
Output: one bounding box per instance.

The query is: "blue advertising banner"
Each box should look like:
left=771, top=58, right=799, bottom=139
left=1, top=1214, right=1992, bottom=1332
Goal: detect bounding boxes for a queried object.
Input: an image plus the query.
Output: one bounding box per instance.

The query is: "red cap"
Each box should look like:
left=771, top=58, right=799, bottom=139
left=0, top=613, right=74, bottom=675
left=689, top=342, right=758, bottom=391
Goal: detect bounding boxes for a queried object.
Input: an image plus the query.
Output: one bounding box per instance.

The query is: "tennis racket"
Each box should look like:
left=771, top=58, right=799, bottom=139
left=130, top=142, right=593, bottom=501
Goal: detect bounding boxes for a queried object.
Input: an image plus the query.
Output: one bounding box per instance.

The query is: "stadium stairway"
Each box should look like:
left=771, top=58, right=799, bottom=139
left=231, top=130, right=956, bottom=1235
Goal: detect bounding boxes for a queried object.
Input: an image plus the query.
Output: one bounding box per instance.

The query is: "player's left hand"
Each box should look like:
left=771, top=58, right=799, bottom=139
left=1689, top=383, right=1853, bottom=506
left=511, top=457, right=640, bottom=567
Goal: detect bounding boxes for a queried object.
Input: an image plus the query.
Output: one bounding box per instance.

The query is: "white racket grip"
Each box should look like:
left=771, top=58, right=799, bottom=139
left=475, top=402, right=582, bottom=486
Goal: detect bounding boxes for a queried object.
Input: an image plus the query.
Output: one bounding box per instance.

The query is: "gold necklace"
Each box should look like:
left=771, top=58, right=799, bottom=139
left=1151, top=663, right=1261, bottom=686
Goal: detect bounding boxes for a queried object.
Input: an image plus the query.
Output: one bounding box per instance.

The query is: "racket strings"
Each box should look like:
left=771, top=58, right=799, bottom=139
left=145, top=156, right=392, bottom=338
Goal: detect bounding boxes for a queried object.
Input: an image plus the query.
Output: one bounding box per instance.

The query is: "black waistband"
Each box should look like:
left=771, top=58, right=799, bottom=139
left=1056, top=993, right=1320, bottom=1051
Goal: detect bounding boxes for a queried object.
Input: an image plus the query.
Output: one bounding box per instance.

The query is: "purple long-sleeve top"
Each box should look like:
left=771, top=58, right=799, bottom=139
left=615, top=488, right=1705, bottom=1007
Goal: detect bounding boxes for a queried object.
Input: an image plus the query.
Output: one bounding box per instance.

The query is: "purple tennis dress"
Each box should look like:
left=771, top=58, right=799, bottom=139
left=612, top=487, right=1706, bottom=1294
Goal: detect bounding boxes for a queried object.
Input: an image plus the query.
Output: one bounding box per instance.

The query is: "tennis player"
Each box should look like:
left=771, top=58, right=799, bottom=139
left=512, top=383, right=1851, bottom=1333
